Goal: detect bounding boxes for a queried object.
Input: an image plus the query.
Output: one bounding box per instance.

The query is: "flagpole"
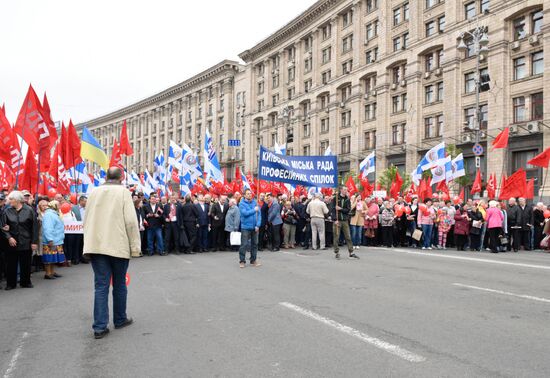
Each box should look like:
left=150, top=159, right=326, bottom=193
left=14, top=123, right=26, bottom=190
left=538, top=167, right=548, bottom=202
left=35, top=153, right=41, bottom=205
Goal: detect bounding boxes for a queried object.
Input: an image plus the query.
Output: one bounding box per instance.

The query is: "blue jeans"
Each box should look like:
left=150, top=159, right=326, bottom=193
left=90, top=254, right=129, bottom=332
left=422, top=224, right=433, bottom=248
left=239, top=229, right=258, bottom=264
left=350, top=225, right=362, bottom=246
left=147, top=227, right=164, bottom=254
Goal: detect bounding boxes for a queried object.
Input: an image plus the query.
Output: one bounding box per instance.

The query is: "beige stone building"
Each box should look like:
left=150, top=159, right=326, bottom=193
left=79, top=0, right=549, bottom=195
left=77, top=60, right=244, bottom=174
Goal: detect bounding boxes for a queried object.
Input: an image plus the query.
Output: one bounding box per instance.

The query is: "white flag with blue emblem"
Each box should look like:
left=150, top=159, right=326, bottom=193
left=359, top=151, right=376, bottom=176
left=204, top=129, right=223, bottom=184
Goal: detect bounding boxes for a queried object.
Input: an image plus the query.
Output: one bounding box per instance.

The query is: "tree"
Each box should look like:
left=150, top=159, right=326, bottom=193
left=377, top=165, right=410, bottom=194
left=446, top=144, right=471, bottom=188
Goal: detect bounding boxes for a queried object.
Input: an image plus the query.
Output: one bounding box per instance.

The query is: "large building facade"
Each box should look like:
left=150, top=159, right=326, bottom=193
left=79, top=0, right=550, bottom=195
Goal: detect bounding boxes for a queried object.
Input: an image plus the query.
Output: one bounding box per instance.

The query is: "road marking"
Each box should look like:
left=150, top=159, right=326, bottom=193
left=389, top=248, right=550, bottom=270
left=3, top=332, right=29, bottom=378
left=453, top=283, right=550, bottom=303
left=279, top=302, right=426, bottom=363
left=173, top=255, right=193, bottom=264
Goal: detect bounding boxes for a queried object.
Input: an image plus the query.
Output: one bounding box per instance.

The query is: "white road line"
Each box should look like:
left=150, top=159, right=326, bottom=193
left=453, top=283, right=550, bottom=303
left=389, top=248, right=550, bottom=270
left=3, top=332, right=29, bottom=378
left=173, top=255, right=193, bottom=264
left=279, top=302, right=426, bottom=363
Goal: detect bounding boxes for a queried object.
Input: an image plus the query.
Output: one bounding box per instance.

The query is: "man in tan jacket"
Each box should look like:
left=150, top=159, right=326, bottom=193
left=306, top=193, right=329, bottom=250
left=83, top=167, right=141, bottom=339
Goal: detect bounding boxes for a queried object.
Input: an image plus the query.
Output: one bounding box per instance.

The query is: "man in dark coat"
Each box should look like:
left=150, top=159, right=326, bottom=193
left=143, top=194, right=165, bottom=256
left=194, top=195, right=210, bottom=252
left=517, top=197, right=534, bottom=250
left=177, top=195, right=199, bottom=254
left=258, top=193, right=269, bottom=251
left=209, top=195, right=228, bottom=251
left=163, top=194, right=181, bottom=254
left=293, top=196, right=307, bottom=247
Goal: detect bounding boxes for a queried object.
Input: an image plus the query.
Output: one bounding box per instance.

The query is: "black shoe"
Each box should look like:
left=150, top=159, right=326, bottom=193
left=115, top=318, right=133, bottom=329
left=4, top=286, right=15, bottom=291
left=44, top=275, right=56, bottom=280
left=53, top=273, right=62, bottom=278
left=20, top=283, right=34, bottom=288
left=94, top=328, right=110, bottom=339
left=160, top=252, right=167, bottom=256
left=349, top=253, right=360, bottom=259
left=80, top=260, right=90, bottom=264
left=335, top=253, right=340, bottom=259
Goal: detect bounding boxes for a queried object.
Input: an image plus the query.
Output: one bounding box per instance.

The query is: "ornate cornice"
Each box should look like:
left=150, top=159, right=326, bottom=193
left=77, top=60, right=243, bottom=129
left=239, top=0, right=345, bottom=63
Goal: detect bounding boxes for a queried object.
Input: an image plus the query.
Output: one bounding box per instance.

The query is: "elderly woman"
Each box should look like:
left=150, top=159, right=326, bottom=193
left=225, top=198, right=240, bottom=251
left=379, top=201, right=396, bottom=247
left=363, top=198, right=379, bottom=246
left=1, top=191, right=39, bottom=290
left=486, top=200, right=504, bottom=253
left=349, top=193, right=365, bottom=250
left=41, top=201, right=66, bottom=278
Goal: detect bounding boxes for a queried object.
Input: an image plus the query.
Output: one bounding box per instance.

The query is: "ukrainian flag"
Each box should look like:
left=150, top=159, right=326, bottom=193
left=80, top=127, right=109, bottom=170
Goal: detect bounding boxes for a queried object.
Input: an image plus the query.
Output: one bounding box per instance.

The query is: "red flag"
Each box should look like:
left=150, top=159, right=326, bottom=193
left=48, top=143, right=71, bottom=195
left=497, top=173, right=507, bottom=199
left=1, top=103, right=5, bottom=114
left=487, top=173, right=496, bottom=199
left=65, top=120, right=82, bottom=169
left=119, top=120, right=134, bottom=156
left=527, top=147, right=550, bottom=168
left=232, top=166, right=243, bottom=193
left=259, top=180, right=271, bottom=193
left=499, top=168, right=527, bottom=200
left=321, top=187, right=333, bottom=197
left=389, top=170, right=403, bottom=199
left=0, top=107, right=17, bottom=164
left=459, top=187, right=465, bottom=201
left=109, top=139, right=123, bottom=168
left=345, top=176, right=358, bottom=195
left=360, top=177, right=373, bottom=198
left=436, top=180, right=449, bottom=195
left=246, top=172, right=256, bottom=193
left=19, top=149, right=39, bottom=192
left=470, top=169, right=482, bottom=195
left=491, top=127, right=510, bottom=150
left=525, top=178, right=535, bottom=199
left=42, top=93, right=58, bottom=147
left=425, top=178, right=433, bottom=200
left=14, top=84, right=50, bottom=155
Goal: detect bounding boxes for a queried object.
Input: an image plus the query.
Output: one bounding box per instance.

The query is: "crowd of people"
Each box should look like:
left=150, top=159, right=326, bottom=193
left=0, top=189, right=87, bottom=290
left=130, top=185, right=550, bottom=265
left=1, top=183, right=550, bottom=289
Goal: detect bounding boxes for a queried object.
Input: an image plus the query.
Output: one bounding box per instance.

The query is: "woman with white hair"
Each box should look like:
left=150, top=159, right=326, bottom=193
left=1, top=191, right=39, bottom=290
left=486, top=200, right=504, bottom=253
left=41, top=201, right=66, bottom=279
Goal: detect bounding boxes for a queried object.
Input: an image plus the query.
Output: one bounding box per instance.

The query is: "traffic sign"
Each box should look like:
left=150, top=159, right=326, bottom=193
left=475, top=156, right=481, bottom=168
left=228, top=139, right=241, bottom=147
left=472, top=143, right=484, bottom=156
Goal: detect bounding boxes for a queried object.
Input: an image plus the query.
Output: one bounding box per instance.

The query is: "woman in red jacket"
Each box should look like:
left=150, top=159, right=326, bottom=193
left=454, top=205, right=471, bottom=251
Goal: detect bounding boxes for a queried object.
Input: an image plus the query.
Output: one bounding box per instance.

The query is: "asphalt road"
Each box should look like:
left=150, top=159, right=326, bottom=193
left=1, top=246, right=550, bottom=378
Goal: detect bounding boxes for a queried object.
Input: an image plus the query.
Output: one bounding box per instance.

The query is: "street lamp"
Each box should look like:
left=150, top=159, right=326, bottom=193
left=457, top=26, right=490, bottom=145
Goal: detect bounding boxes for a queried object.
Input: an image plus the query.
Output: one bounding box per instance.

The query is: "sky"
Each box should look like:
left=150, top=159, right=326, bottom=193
left=1, top=0, right=316, bottom=124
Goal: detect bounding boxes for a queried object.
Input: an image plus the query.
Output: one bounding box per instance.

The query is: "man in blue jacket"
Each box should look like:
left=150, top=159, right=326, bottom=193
left=238, top=189, right=262, bottom=268
left=267, top=194, right=283, bottom=251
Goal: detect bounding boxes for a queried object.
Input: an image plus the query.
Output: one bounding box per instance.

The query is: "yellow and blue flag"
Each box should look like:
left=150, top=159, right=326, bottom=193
left=80, top=127, right=109, bottom=170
